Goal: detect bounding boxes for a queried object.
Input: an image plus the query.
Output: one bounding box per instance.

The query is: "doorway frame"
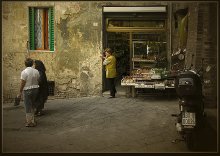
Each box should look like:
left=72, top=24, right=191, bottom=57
left=102, top=6, right=170, bottom=93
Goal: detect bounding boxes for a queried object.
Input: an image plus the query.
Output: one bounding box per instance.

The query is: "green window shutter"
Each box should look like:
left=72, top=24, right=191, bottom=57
left=49, top=7, right=54, bottom=51
left=29, top=7, right=35, bottom=50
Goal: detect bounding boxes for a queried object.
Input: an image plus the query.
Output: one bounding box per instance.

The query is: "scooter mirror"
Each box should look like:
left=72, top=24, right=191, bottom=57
left=206, top=66, right=211, bottom=72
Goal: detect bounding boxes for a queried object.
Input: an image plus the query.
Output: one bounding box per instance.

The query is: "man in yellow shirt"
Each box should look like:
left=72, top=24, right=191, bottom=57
left=103, top=48, right=117, bottom=98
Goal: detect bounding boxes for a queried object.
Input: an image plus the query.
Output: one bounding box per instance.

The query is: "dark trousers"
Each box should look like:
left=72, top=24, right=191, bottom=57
left=107, top=78, right=116, bottom=97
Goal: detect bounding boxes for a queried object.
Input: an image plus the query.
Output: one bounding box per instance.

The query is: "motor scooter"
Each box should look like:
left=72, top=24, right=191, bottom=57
left=172, top=58, right=211, bottom=150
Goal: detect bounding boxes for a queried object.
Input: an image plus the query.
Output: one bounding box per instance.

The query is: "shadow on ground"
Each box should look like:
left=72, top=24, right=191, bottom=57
left=193, top=118, right=217, bottom=152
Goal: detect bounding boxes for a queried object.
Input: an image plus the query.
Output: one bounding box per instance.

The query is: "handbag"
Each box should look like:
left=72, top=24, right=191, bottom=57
left=14, top=96, right=21, bottom=106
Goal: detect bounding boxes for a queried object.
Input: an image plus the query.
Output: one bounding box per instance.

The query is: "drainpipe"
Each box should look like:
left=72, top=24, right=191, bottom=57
left=169, top=2, right=172, bottom=70
left=26, top=41, right=30, bottom=58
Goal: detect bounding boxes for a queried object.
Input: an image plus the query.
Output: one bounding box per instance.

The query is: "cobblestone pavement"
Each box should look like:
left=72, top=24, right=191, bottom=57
left=2, top=95, right=217, bottom=153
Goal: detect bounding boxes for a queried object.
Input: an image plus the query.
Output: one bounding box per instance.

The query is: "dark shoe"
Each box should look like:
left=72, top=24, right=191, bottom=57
left=37, top=111, right=44, bottom=116
left=35, top=111, right=39, bottom=116
left=108, top=96, right=115, bottom=99
left=35, top=110, right=44, bottom=116
left=25, top=122, right=37, bottom=127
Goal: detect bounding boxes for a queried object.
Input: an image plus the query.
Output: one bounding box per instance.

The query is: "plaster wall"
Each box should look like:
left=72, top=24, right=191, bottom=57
left=3, top=1, right=217, bottom=107
left=2, top=1, right=168, bottom=102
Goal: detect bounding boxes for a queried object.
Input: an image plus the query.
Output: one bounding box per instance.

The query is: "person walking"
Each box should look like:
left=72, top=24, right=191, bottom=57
left=18, top=58, right=40, bottom=127
left=102, top=48, right=117, bottom=98
left=34, top=60, right=49, bottom=116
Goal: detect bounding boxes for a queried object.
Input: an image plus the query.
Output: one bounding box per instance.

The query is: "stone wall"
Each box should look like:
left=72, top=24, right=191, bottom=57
left=194, top=3, right=217, bottom=107
left=171, top=2, right=218, bottom=108
left=3, top=1, right=104, bottom=101
left=2, top=1, right=168, bottom=102
left=2, top=1, right=217, bottom=107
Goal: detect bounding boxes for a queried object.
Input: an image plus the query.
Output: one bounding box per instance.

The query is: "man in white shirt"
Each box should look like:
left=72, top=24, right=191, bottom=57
left=18, top=58, right=40, bottom=127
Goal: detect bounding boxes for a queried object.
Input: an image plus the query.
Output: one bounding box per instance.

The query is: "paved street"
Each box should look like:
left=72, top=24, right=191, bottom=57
left=3, top=95, right=217, bottom=153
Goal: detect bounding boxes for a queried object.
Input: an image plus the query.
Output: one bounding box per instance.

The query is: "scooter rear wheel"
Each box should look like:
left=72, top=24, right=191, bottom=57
left=185, top=132, right=196, bottom=150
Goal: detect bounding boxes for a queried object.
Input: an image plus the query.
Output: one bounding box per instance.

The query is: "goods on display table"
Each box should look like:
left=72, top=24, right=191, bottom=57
left=121, top=68, right=175, bottom=90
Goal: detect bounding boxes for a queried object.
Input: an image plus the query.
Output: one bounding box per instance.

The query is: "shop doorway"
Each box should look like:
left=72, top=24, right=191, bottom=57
left=102, top=32, right=130, bottom=94
left=102, top=6, right=168, bottom=96
left=102, top=32, right=167, bottom=95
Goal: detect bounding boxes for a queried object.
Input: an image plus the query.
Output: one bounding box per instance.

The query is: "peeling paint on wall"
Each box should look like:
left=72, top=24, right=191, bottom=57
left=3, top=1, right=217, bottom=106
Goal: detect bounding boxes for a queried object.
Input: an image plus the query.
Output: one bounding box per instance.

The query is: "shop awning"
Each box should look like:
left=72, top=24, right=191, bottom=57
left=103, top=6, right=167, bottom=13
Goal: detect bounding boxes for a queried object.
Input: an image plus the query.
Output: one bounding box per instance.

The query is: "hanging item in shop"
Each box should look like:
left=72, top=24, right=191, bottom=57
left=178, top=13, right=189, bottom=49
left=172, top=8, right=189, bottom=71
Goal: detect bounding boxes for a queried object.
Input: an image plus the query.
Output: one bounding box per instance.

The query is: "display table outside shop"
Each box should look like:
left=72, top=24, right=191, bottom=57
left=121, top=73, right=176, bottom=97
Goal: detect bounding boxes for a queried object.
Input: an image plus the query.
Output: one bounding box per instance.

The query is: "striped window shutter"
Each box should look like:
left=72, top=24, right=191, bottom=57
left=49, top=7, right=54, bottom=51
left=29, top=8, right=35, bottom=50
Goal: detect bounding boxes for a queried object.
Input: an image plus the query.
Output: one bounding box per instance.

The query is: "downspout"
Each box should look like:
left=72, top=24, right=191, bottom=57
left=27, top=7, right=30, bottom=59
left=169, top=2, right=172, bottom=70
left=26, top=41, right=30, bottom=58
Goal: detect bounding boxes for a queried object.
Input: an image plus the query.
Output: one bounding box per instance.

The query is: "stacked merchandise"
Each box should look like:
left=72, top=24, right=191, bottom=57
left=121, top=68, right=175, bottom=89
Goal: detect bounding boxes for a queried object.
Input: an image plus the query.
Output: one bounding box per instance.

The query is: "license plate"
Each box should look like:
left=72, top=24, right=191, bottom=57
left=182, top=112, right=196, bottom=126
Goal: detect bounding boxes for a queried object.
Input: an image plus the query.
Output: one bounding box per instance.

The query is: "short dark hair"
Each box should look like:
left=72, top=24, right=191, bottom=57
left=25, top=58, right=33, bottom=67
left=104, top=48, right=112, bottom=55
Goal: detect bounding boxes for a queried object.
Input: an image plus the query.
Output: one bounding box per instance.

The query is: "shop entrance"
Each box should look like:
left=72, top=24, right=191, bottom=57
left=102, top=32, right=130, bottom=94
left=102, top=6, right=168, bottom=96
left=102, top=32, right=167, bottom=95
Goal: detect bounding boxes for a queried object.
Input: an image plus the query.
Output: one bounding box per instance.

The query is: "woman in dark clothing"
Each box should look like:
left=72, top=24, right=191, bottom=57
left=34, top=60, right=49, bottom=116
